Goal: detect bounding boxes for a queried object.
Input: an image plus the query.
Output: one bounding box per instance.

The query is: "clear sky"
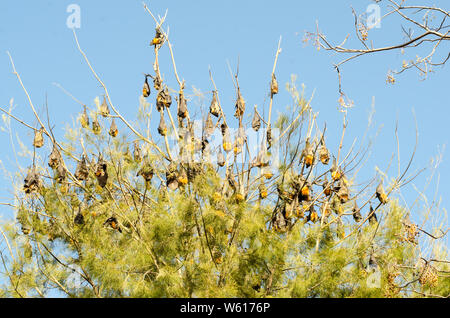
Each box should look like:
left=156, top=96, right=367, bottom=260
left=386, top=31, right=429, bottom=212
left=0, top=0, right=448, bottom=274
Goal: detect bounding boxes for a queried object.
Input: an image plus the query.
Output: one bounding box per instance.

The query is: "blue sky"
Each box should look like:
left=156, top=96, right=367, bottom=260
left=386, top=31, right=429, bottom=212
left=0, top=0, right=448, bottom=285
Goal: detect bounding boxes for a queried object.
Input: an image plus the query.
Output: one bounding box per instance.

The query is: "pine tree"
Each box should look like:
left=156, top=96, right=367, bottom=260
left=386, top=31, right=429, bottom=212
left=0, top=5, right=448, bottom=298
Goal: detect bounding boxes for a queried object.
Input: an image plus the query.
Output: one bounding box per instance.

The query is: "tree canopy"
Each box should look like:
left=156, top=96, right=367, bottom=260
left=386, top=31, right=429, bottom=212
left=0, top=3, right=448, bottom=298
